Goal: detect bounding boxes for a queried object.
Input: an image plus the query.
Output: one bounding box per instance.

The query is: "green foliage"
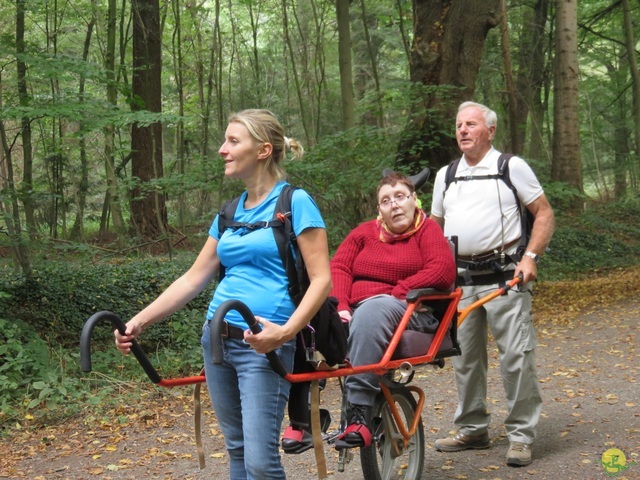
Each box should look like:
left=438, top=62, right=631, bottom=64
left=541, top=200, right=640, bottom=280
left=0, top=318, right=52, bottom=415
left=0, top=256, right=212, bottom=430
left=0, top=255, right=213, bottom=350
left=541, top=181, right=586, bottom=212
left=288, top=125, right=397, bottom=250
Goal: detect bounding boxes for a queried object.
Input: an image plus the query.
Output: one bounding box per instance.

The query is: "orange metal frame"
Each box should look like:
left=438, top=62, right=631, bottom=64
left=120, top=277, right=521, bottom=446
left=146, top=276, right=520, bottom=390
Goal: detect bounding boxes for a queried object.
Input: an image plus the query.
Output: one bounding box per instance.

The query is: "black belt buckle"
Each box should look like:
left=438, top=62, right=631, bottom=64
left=221, top=321, right=245, bottom=340
left=221, top=321, right=230, bottom=338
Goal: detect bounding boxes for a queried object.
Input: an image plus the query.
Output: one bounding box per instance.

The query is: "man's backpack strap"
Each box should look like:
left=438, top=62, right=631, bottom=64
left=444, top=153, right=531, bottom=262
left=496, top=154, right=529, bottom=259
left=444, top=153, right=514, bottom=192
left=444, top=158, right=460, bottom=193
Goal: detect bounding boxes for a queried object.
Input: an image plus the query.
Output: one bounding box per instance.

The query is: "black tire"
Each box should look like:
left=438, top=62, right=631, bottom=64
left=360, top=387, right=425, bottom=480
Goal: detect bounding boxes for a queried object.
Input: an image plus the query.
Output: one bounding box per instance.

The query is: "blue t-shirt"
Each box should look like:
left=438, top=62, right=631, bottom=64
left=207, top=182, right=325, bottom=328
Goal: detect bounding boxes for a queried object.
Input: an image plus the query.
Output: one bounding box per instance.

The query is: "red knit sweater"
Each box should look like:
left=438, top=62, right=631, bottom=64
left=330, top=217, right=456, bottom=313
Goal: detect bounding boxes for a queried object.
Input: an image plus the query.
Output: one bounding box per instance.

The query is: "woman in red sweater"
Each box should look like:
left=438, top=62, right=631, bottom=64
left=332, top=172, right=456, bottom=450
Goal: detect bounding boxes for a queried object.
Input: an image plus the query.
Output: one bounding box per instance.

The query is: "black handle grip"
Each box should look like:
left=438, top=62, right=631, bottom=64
left=209, top=300, right=288, bottom=378
left=80, top=311, right=162, bottom=384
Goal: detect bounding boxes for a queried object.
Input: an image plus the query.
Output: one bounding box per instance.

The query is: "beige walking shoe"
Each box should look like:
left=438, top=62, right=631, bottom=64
left=434, top=432, right=490, bottom=452
left=506, top=441, right=532, bottom=466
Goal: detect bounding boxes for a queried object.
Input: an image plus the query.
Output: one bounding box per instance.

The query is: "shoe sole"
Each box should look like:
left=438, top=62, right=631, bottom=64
left=282, top=443, right=314, bottom=454
left=435, top=442, right=490, bottom=452
left=507, top=458, right=532, bottom=467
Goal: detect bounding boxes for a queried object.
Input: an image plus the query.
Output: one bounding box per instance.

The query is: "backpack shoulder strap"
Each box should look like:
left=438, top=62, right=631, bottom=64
left=445, top=154, right=518, bottom=193
left=217, top=196, right=242, bottom=237
left=272, top=185, right=308, bottom=305
left=217, top=185, right=307, bottom=303
left=497, top=153, right=516, bottom=196
left=496, top=153, right=531, bottom=257
left=444, top=158, right=461, bottom=194
left=497, top=153, right=524, bottom=210
left=217, top=195, right=243, bottom=282
left=272, top=185, right=295, bottom=275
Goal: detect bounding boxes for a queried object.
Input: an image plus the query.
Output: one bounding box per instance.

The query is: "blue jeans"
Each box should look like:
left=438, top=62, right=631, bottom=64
left=201, top=321, right=295, bottom=479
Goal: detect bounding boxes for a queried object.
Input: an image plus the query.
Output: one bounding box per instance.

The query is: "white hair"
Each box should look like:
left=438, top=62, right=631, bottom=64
left=458, top=101, right=498, bottom=129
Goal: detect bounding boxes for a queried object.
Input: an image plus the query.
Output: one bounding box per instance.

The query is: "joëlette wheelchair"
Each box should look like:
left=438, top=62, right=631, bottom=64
left=80, top=164, right=522, bottom=479
left=80, top=263, right=521, bottom=480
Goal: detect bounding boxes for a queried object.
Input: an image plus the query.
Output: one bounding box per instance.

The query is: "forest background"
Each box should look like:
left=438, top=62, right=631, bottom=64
left=1, top=0, right=640, bottom=433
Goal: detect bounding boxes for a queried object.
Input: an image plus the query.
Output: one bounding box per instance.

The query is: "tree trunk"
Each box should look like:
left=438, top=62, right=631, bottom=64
left=336, top=0, right=355, bottom=130
left=517, top=0, right=549, bottom=163
left=358, top=0, right=384, bottom=127
left=395, top=0, right=412, bottom=63
left=551, top=0, right=582, bottom=198
left=16, top=0, right=37, bottom=240
left=282, top=0, right=313, bottom=145
left=397, top=0, right=500, bottom=171
left=70, top=9, right=97, bottom=241
left=213, top=0, right=224, bottom=133
left=130, top=0, right=167, bottom=241
left=606, top=53, right=630, bottom=200
left=0, top=75, right=32, bottom=277
left=171, top=0, right=186, bottom=231
left=288, top=1, right=321, bottom=144
left=101, top=0, right=125, bottom=236
left=499, top=0, right=518, bottom=153
left=622, top=0, right=640, bottom=195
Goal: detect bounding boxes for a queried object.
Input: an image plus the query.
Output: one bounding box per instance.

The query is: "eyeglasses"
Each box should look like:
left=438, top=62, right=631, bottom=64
left=378, top=193, right=411, bottom=209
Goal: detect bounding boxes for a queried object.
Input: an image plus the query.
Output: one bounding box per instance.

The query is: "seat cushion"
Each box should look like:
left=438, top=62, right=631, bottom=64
left=392, top=329, right=453, bottom=360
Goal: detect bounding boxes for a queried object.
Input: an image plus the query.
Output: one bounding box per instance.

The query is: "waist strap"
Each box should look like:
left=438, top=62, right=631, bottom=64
left=458, top=270, right=514, bottom=286
left=458, top=237, right=520, bottom=262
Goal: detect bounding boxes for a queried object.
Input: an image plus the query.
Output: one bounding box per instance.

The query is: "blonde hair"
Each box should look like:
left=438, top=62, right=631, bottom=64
left=228, top=109, right=304, bottom=181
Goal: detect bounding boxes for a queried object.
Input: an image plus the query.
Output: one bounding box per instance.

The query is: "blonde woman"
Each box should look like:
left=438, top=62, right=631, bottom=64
left=115, top=109, right=332, bottom=479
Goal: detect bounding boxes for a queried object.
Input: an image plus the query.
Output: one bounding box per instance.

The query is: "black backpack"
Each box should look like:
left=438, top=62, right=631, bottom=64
left=444, top=153, right=534, bottom=261
left=217, top=185, right=348, bottom=369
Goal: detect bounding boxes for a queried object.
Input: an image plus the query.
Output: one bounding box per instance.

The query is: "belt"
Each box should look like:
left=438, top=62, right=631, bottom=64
left=458, top=270, right=514, bottom=286
left=221, top=321, right=246, bottom=340
left=458, top=238, right=520, bottom=262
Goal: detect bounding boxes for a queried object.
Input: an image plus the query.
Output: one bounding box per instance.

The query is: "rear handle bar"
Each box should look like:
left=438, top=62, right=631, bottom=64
left=457, top=273, right=523, bottom=327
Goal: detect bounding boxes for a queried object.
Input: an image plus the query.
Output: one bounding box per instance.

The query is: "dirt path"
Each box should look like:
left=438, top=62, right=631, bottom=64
left=1, top=294, right=639, bottom=480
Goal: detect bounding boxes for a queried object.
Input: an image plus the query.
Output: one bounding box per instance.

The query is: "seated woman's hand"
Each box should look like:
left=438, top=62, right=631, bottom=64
left=338, top=309, right=352, bottom=323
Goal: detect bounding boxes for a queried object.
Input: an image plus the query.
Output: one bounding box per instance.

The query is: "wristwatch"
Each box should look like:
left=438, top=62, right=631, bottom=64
left=523, top=251, right=539, bottom=263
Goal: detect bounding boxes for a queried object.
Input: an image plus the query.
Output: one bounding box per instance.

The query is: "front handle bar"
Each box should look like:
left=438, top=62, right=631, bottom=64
left=80, top=311, right=162, bottom=384
left=80, top=301, right=288, bottom=387
left=209, top=300, right=288, bottom=378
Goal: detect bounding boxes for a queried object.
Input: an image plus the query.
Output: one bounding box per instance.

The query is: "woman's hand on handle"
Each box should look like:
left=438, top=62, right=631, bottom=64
left=243, top=316, right=289, bottom=354
left=114, top=319, right=143, bottom=354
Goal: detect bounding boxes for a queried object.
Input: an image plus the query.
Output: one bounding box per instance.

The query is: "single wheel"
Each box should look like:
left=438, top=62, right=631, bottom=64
left=360, top=387, right=424, bottom=480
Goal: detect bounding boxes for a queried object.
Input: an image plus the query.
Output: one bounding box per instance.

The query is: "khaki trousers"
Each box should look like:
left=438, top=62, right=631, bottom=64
left=452, top=282, right=542, bottom=444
